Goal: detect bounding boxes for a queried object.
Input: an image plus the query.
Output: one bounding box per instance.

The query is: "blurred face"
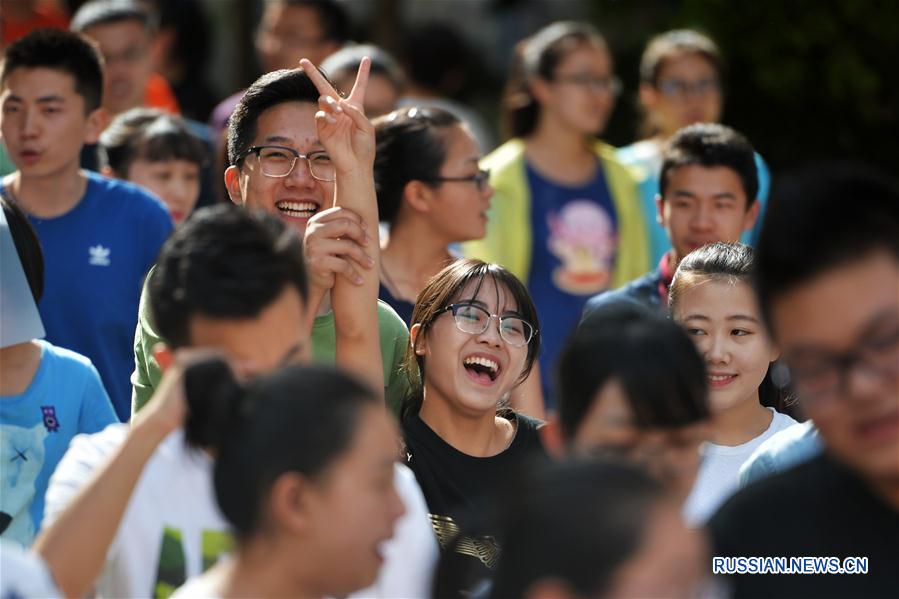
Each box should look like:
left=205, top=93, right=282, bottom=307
left=303, top=405, right=405, bottom=596
left=538, top=42, right=616, bottom=135
left=571, top=379, right=708, bottom=502
left=225, top=101, right=334, bottom=238
left=605, top=501, right=709, bottom=598
left=674, top=279, right=778, bottom=413
left=256, top=2, right=338, bottom=72
left=425, top=124, right=492, bottom=242
left=659, top=165, right=758, bottom=265
left=1, top=67, right=103, bottom=178
left=334, top=72, right=398, bottom=118
left=82, top=19, right=154, bottom=115
left=127, top=158, right=200, bottom=224
left=641, top=52, right=722, bottom=138
left=414, top=278, right=532, bottom=418
left=187, top=286, right=310, bottom=380
left=771, top=252, right=899, bottom=482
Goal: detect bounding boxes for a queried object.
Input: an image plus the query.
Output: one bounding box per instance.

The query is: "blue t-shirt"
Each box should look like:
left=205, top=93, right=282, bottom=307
left=378, top=282, right=415, bottom=326
left=525, top=161, right=618, bottom=406
left=0, top=340, right=117, bottom=546
left=1, top=173, right=173, bottom=421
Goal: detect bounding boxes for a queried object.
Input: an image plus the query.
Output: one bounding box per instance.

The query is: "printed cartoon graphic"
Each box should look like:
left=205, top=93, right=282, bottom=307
left=0, top=423, right=48, bottom=545
left=41, top=406, right=60, bottom=433
left=547, top=200, right=616, bottom=294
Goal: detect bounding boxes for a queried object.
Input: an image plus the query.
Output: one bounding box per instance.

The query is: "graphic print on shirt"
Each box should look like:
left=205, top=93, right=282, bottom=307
left=88, top=244, right=111, bottom=266
left=0, top=423, right=48, bottom=544
left=153, top=526, right=234, bottom=599
left=429, top=513, right=500, bottom=569
left=40, top=406, right=59, bottom=433
left=546, top=200, right=616, bottom=295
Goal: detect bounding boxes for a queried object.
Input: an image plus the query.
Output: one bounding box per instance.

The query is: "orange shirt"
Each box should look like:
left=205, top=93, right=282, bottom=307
left=144, top=73, right=180, bottom=114
left=2, top=7, right=69, bottom=47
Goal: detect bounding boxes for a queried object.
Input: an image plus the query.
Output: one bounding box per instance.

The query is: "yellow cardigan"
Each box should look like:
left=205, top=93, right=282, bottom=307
left=463, top=138, right=650, bottom=288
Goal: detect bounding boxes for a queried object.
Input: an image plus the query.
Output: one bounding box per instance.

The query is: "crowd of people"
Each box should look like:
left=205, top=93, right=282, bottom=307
left=1, top=1, right=897, bottom=598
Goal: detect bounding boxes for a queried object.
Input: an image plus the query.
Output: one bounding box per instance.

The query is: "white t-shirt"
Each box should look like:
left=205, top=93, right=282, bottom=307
left=684, top=409, right=797, bottom=526
left=42, top=424, right=230, bottom=598
left=172, top=463, right=439, bottom=599
left=0, top=540, right=61, bottom=598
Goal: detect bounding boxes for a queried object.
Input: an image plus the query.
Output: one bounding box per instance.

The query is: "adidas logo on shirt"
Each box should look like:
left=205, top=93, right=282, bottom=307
left=89, top=245, right=111, bottom=266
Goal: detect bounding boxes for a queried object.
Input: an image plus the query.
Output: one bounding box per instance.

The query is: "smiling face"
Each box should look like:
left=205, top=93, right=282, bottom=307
left=301, top=404, right=405, bottom=596
left=424, top=124, right=492, bottom=242
left=1, top=67, right=103, bottom=179
left=673, top=279, right=778, bottom=414
left=659, top=165, right=759, bottom=265
left=771, top=252, right=899, bottom=482
left=414, top=277, right=532, bottom=418
left=127, top=158, right=200, bottom=224
left=536, top=41, right=617, bottom=136
left=641, top=51, right=722, bottom=138
left=82, top=19, right=154, bottom=116
left=225, top=101, right=334, bottom=237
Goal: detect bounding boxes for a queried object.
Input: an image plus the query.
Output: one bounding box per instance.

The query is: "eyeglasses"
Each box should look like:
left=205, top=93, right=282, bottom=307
left=436, top=303, right=537, bottom=347
left=239, top=145, right=336, bottom=181
left=553, top=74, right=622, bottom=97
left=423, top=169, right=491, bottom=192
left=784, top=324, right=899, bottom=405
left=655, top=77, right=720, bottom=99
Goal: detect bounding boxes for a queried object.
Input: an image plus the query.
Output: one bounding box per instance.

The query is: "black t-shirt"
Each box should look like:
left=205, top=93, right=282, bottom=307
left=402, top=411, right=546, bottom=572
left=709, top=453, right=899, bottom=598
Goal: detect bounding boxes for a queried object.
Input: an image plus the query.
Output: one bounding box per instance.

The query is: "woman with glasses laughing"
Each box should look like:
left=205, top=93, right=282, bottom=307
left=398, top=259, right=545, bottom=595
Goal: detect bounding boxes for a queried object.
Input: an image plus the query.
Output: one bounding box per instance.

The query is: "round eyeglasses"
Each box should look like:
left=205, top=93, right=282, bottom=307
left=239, top=145, right=336, bottom=181
left=437, top=303, right=537, bottom=347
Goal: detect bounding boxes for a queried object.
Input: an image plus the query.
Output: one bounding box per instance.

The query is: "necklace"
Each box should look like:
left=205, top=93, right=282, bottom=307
left=379, top=257, right=413, bottom=301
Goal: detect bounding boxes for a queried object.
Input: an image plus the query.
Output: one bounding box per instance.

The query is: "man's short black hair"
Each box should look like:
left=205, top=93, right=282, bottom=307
left=281, top=0, right=350, bottom=44
left=0, top=29, right=104, bottom=113
left=150, top=205, right=309, bottom=348
left=71, top=0, right=158, bottom=35
left=227, top=68, right=323, bottom=166
left=659, top=123, right=759, bottom=205
left=755, top=163, right=899, bottom=329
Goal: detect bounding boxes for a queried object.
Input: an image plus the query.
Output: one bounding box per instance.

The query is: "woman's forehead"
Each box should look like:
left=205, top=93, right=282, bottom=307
left=454, top=276, right=518, bottom=311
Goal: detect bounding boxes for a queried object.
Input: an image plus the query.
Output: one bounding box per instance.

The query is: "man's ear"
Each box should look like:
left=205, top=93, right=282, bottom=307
left=224, top=166, right=244, bottom=205
left=655, top=193, right=666, bottom=226
left=742, top=199, right=761, bottom=232
left=410, top=323, right=426, bottom=356
left=539, top=416, right=567, bottom=459
left=152, top=343, right=173, bottom=373
left=84, top=107, right=109, bottom=145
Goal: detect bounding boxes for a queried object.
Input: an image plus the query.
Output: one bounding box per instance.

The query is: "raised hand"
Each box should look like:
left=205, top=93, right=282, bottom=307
left=299, top=56, right=375, bottom=178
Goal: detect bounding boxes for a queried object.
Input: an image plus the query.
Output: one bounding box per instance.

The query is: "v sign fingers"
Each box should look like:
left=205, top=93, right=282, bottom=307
left=346, top=56, right=371, bottom=108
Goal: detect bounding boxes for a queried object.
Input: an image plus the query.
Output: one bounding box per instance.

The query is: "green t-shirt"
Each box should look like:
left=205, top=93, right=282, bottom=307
left=131, top=272, right=411, bottom=418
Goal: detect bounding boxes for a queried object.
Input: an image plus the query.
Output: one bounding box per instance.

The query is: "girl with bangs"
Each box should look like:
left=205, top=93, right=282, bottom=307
left=670, top=242, right=797, bottom=525
left=99, top=108, right=207, bottom=224
left=400, top=258, right=545, bottom=589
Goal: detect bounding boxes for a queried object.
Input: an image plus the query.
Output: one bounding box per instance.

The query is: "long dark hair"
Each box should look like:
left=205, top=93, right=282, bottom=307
left=670, top=242, right=794, bottom=413
left=183, top=359, right=378, bottom=539
left=501, top=21, right=608, bottom=139
left=401, top=259, right=540, bottom=421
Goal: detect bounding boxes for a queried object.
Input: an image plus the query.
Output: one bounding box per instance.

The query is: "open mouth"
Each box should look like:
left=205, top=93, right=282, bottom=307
left=463, top=355, right=500, bottom=385
left=276, top=200, right=319, bottom=220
